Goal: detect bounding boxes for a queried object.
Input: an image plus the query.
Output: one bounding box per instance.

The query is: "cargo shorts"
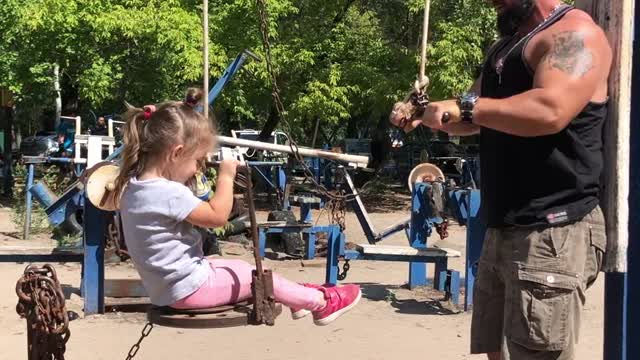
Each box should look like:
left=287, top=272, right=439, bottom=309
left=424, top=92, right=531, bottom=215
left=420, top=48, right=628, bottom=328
left=470, top=206, right=606, bottom=359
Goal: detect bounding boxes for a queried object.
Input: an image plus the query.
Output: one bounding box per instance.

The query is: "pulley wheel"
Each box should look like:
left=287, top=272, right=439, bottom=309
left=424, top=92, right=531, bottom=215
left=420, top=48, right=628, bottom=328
left=85, top=162, right=120, bottom=211
left=408, top=163, right=445, bottom=192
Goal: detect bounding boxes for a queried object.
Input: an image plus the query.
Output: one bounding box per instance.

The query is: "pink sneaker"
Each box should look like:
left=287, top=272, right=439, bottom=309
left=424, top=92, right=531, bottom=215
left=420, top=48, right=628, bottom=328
left=312, top=284, right=361, bottom=326
left=290, top=283, right=323, bottom=320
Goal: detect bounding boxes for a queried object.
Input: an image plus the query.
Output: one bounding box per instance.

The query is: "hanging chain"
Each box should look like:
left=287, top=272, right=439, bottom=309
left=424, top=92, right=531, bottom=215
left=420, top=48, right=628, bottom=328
left=254, top=0, right=358, bottom=208
left=337, top=260, right=351, bottom=281
left=16, top=264, right=70, bottom=360
left=125, top=323, right=154, bottom=360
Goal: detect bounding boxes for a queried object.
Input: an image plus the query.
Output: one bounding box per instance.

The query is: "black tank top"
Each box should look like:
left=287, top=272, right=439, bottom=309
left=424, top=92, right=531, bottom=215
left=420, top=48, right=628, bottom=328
left=479, top=5, right=607, bottom=227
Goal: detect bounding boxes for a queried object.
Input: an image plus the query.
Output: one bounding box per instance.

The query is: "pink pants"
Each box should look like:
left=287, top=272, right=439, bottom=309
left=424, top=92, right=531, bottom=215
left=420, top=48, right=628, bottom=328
left=171, top=258, right=325, bottom=311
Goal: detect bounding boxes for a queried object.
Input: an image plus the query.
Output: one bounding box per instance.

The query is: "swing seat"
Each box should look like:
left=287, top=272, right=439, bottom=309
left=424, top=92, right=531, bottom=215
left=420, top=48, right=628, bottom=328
left=147, top=301, right=283, bottom=329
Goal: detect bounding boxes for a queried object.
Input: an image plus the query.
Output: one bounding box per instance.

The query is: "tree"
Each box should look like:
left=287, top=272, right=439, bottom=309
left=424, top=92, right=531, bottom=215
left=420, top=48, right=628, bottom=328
left=0, top=0, right=499, bottom=144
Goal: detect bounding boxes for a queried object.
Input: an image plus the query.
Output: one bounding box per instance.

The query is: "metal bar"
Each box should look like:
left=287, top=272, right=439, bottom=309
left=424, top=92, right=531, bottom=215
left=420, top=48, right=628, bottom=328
left=624, top=6, right=640, bottom=356
left=0, top=254, right=83, bottom=263
left=604, top=273, right=628, bottom=360
left=23, top=164, right=34, bottom=240
left=305, top=231, right=316, bottom=260
left=342, top=169, right=377, bottom=243
left=252, top=166, right=278, bottom=191
left=408, top=183, right=429, bottom=288
left=375, top=219, right=411, bottom=242
left=203, top=0, right=209, bottom=120
left=217, top=135, right=370, bottom=166
left=82, top=198, right=105, bottom=315
left=208, top=52, right=252, bottom=106
left=325, top=225, right=341, bottom=285
left=449, top=270, right=461, bottom=305
left=464, top=189, right=484, bottom=311
left=418, top=0, right=430, bottom=84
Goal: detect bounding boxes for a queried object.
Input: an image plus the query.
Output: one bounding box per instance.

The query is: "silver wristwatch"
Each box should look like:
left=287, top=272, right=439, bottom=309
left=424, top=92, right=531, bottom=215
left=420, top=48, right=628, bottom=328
left=457, top=92, right=479, bottom=123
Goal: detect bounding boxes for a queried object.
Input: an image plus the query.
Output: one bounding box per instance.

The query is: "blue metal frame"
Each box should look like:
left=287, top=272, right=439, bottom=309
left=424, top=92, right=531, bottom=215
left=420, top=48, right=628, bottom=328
left=258, top=225, right=336, bottom=261
left=208, top=50, right=260, bottom=106
left=23, top=164, right=34, bottom=239
left=81, top=198, right=106, bottom=315
left=324, top=182, right=462, bottom=305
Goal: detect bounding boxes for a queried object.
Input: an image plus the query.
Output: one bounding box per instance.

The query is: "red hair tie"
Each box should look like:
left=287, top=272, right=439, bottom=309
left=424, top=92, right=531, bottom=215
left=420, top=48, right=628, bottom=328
left=143, top=105, right=156, bottom=120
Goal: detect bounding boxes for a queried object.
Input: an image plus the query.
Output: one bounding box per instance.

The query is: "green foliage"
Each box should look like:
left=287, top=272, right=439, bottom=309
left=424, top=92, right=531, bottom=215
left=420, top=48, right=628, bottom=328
left=11, top=164, right=50, bottom=234
left=1, top=0, right=500, bottom=141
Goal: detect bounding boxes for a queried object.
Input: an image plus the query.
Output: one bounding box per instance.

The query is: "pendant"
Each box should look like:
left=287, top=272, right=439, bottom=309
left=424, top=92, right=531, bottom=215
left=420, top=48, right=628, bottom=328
left=496, top=58, right=504, bottom=84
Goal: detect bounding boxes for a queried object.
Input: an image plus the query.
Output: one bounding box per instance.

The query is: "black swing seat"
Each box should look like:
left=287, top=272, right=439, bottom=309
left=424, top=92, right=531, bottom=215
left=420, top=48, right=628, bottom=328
left=147, top=301, right=283, bottom=329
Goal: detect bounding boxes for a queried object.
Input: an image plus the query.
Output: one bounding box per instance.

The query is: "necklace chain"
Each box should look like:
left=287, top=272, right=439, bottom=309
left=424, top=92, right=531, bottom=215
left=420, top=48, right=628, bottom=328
left=495, top=3, right=565, bottom=84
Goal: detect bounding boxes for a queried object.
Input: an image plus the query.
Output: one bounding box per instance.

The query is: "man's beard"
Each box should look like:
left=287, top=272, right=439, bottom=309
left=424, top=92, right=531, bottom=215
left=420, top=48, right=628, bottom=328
left=497, top=0, right=535, bottom=37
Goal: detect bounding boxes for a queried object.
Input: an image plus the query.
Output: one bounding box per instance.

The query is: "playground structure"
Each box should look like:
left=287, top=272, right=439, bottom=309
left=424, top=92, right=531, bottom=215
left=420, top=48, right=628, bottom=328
left=3, top=0, right=640, bottom=358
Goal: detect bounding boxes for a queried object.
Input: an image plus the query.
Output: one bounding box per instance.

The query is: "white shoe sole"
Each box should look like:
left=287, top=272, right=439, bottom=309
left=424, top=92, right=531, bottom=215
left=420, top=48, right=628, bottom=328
left=313, top=289, right=362, bottom=326
left=291, top=309, right=311, bottom=320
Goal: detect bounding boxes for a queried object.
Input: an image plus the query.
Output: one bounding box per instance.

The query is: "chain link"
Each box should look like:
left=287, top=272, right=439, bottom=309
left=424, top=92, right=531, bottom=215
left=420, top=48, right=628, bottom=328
left=16, top=264, right=70, bottom=360
left=337, top=260, right=351, bottom=281
left=125, top=322, right=154, bottom=360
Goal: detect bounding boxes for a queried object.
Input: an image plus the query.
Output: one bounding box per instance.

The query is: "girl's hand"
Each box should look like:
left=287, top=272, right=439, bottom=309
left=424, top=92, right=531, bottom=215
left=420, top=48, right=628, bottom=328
left=218, top=159, right=239, bottom=179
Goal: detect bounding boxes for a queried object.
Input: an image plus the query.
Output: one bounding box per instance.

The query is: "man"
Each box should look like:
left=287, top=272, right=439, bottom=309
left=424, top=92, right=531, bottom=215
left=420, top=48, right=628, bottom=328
left=390, top=1, right=610, bottom=359
left=90, top=116, right=109, bottom=136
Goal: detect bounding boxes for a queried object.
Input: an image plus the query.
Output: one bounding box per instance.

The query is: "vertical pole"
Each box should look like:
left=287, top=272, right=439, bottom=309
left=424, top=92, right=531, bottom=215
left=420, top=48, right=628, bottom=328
left=465, top=189, right=485, bottom=311
left=604, top=273, right=627, bottom=360
left=23, top=164, right=34, bottom=240
left=325, top=225, right=341, bottom=285
left=3, top=106, right=13, bottom=197
left=418, top=0, right=431, bottom=85
left=624, top=2, right=640, bottom=356
left=54, top=64, right=61, bottom=130
left=408, top=183, right=428, bottom=288
left=82, top=198, right=106, bottom=315
left=305, top=230, right=316, bottom=260
left=203, top=0, right=209, bottom=120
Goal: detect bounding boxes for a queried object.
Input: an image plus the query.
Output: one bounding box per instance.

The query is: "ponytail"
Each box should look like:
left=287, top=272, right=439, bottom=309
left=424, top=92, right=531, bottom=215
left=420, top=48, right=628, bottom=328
left=112, top=102, right=149, bottom=207
left=184, top=87, right=204, bottom=108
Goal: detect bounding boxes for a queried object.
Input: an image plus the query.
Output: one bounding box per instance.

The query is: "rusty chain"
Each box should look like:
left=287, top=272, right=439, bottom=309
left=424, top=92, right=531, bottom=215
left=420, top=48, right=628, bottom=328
left=254, top=0, right=358, bottom=207
left=125, top=322, right=154, bottom=360
left=108, top=215, right=130, bottom=261
left=16, top=264, right=70, bottom=360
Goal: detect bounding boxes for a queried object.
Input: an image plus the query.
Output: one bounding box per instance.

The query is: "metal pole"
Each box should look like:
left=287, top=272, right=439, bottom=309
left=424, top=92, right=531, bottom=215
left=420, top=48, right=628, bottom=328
left=624, top=1, right=640, bottom=357
left=23, top=164, right=34, bottom=240
left=54, top=64, right=61, bottom=130
left=217, top=135, right=370, bottom=166
left=418, top=0, right=430, bottom=85
left=203, top=0, right=209, bottom=120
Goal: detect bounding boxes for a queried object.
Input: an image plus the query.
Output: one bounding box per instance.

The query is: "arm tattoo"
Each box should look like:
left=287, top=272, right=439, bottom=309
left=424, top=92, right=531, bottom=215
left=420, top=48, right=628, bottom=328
left=547, top=31, right=594, bottom=77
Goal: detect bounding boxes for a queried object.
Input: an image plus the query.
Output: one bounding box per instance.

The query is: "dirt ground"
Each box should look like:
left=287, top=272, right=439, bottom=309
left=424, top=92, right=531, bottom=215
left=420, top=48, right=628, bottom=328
left=0, top=192, right=605, bottom=360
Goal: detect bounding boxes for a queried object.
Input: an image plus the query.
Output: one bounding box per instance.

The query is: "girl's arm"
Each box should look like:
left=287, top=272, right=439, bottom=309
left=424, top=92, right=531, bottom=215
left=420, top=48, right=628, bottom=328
left=186, top=160, right=238, bottom=228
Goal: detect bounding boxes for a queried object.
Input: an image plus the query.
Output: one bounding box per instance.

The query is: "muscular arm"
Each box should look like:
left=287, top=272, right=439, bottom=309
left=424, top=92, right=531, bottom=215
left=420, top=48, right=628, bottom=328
left=472, top=20, right=611, bottom=137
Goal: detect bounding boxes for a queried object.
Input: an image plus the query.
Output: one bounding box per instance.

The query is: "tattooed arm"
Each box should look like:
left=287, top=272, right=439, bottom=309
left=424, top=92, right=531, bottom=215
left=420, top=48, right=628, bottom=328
left=469, top=18, right=612, bottom=137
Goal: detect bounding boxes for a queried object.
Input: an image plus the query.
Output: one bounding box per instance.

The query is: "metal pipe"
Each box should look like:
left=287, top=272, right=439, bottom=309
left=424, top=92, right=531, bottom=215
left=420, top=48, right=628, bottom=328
left=203, top=0, right=209, bottom=121
left=217, top=135, right=369, bottom=166
left=23, top=164, right=34, bottom=240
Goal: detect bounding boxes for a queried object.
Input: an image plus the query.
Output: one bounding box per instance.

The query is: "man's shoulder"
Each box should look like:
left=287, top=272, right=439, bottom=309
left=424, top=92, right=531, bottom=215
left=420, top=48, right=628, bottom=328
left=533, top=8, right=612, bottom=57
left=549, top=9, right=609, bottom=43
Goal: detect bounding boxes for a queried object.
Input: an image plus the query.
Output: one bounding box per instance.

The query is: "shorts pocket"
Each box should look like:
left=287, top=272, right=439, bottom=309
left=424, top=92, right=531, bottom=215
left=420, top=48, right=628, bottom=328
left=508, top=265, right=580, bottom=351
left=586, top=224, right=606, bottom=287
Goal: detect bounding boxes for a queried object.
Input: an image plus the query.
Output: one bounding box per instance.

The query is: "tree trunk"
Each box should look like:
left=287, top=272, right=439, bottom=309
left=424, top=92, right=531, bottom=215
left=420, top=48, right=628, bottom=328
left=2, top=107, right=14, bottom=197
left=258, top=103, right=280, bottom=142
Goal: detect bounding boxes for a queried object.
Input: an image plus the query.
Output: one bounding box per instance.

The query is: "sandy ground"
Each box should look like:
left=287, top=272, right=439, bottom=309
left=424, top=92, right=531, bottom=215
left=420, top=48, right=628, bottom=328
left=0, top=198, right=605, bottom=360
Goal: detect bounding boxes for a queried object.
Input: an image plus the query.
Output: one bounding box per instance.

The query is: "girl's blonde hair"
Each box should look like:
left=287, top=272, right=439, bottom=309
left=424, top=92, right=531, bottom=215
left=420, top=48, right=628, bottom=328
left=112, top=100, right=216, bottom=206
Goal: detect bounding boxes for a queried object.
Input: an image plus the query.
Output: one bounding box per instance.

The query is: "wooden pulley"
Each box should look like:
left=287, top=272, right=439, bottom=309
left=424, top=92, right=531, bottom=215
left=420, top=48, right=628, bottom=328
left=408, top=163, right=445, bottom=192
left=84, top=161, right=120, bottom=211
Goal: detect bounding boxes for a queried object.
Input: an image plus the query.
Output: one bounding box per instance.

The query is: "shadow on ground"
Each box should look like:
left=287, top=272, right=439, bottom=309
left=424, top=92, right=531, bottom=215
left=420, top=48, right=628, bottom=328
left=357, top=282, right=463, bottom=316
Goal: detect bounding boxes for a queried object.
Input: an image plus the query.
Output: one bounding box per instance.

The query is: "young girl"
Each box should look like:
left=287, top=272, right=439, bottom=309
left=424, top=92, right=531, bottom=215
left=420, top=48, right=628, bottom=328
left=113, top=101, right=361, bottom=326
